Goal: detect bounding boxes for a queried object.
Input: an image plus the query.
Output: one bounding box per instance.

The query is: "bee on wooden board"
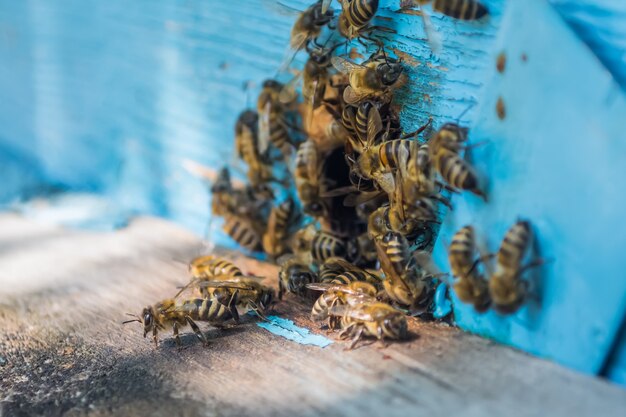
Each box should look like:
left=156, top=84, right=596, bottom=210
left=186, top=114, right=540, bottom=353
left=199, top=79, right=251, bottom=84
left=123, top=294, right=239, bottom=347
left=278, top=255, right=319, bottom=299
left=188, top=255, right=244, bottom=281
left=328, top=301, right=408, bottom=349
left=488, top=220, right=545, bottom=314
left=448, top=225, right=490, bottom=312
left=308, top=281, right=378, bottom=328
left=262, top=198, right=298, bottom=258
left=318, top=256, right=383, bottom=288
left=191, top=278, right=276, bottom=320
left=331, top=50, right=404, bottom=105
left=311, top=230, right=359, bottom=264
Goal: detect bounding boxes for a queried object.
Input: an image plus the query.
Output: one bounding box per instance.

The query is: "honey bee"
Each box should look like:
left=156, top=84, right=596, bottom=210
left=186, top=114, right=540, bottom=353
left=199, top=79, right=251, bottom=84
left=263, top=198, right=297, bottom=258
left=311, top=230, right=357, bottom=263
left=235, top=110, right=273, bottom=186
left=295, top=139, right=328, bottom=217
left=194, top=278, right=276, bottom=320
left=222, top=213, right=263, bottom=252
left=308, top=281, right=378, bottom=328
left=290, top=223, right=317, bottom=264
left=331, top=52, right=404, bottom=105
left=287, top=1, right=335, bottom=51
left=448, top=225, right=490, bottom=312
left=257, top=79, right=298, bottom=159
left=338, top=0, right=395, bottom=42
left=318, top=257, right=382, bottom=287
left=280, top=40, right=339, bottom=112
left=328, top=301, right=408, bottom=349
left=376, top=231, right=436, bottom=315
left=210, top=167, right=234, bottom=217
left=428, top=124, right=486, bottom=199
left=400, top=0, right=488, bottom=20
left=123, top=294, right=239, bottom=347
left=188, top=255, right=243, bottom=281
left=368, top=206, right=391, bottom=241
left=350, top=100, right=402, bottom=152
left=278, top=255, right=319, bottom=299
left=489, top=220, right=544, bottom=314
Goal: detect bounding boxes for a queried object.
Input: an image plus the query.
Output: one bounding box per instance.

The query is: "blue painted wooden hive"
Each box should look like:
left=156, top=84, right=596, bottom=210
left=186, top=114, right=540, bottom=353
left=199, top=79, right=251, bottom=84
left=1, top=0, right=625, bottom=384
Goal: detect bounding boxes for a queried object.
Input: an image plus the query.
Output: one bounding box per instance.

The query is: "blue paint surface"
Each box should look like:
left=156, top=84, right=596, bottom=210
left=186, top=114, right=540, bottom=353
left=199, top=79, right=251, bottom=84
left=431, top=0, right=626, bottom=376
left=1, top=0, right=626, bottom=382
left=257, top=316, right=333, bottom=348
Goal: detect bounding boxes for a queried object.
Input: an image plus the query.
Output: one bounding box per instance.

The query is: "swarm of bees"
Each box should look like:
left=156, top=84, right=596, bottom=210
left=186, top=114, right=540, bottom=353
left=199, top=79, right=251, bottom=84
left=126, top=0, right=549, bottom=350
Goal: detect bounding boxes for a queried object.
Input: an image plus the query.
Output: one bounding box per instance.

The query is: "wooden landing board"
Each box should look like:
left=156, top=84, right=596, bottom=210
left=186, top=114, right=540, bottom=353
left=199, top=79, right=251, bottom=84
left=0, top=214, right=624, bottom=417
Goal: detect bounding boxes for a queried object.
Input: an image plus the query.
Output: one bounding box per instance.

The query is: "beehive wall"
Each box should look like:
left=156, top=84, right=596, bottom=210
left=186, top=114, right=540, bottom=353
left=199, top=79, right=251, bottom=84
left=1, top=0, right=625, bottom=383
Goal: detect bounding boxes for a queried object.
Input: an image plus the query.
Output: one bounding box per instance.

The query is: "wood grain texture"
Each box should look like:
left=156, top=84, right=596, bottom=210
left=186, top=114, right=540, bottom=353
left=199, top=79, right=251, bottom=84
left=1, top=214, right=624, bottom=417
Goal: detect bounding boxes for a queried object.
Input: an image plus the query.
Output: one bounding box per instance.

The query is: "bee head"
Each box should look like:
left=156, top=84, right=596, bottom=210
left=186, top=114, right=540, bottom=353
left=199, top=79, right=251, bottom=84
left=440, top=123, right=468, bottom=142
left=262, top=79, right=282, bottom=91
left=384, top=313, right=408, bottom=340
left=259, top=288, right=276, bottom=311
left=236, top=110, right=258, bottom=132
left=290, top=269, right=315, bottom=295
left=304, top=201, right=326, bottom=217
left=140, top=306, right=156, bottom=337
left=377, top=61, right=403, bottom=86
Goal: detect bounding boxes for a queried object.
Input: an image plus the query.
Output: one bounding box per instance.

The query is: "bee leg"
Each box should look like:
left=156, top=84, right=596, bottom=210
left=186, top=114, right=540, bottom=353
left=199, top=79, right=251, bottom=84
left=185, top=316, right=209, bottom=347
left=347, top=326, right=365, bottom=350
left=173, top=323, right=182, bottom=349
left=153, top=327, right=159, bottom=348
left=400, top=117, right=433, bottom=139
left=338, top=322, right=356, bottom=340
left=249, top=302, right=268, bottom=321
left=376, top=326, right=389, bottom=348
left=278, top=280, right=285, bottom=300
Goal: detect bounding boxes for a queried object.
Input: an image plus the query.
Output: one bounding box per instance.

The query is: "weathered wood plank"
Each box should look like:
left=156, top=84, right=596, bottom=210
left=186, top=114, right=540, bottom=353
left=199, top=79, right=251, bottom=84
left=0, top=214, right=624, bottom=417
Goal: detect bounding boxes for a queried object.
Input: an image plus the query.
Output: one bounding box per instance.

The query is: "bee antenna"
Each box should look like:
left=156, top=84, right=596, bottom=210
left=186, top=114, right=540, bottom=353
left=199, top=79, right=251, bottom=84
left=123, top=313, right=141, bottom=325
left=455, top=103, right=475, bottom=124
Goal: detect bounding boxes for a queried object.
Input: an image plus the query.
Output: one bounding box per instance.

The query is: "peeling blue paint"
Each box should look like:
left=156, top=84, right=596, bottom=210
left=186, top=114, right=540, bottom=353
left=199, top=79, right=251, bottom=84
left=257, top=316, right=333, bottom=348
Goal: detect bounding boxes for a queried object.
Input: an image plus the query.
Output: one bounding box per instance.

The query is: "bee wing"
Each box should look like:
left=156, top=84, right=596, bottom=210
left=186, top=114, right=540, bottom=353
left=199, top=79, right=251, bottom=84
left=306, top=282, right=343, bottom=292
left=321, top=0, right=332, bottom=14
left=264, top=0, right=302, bottom=16
left=198, top=281, right=252, bottom=290
left=279, top=72, right=302, bottom=104
left=276, top=253, right=296, bottom=267
left=320, top=185, right=357, bottom=198
left=366, top=105, right=383, bottom=148
left=421, top=9, right=442, bottom=56
left=328, top=304, right=374, bottom=321
left=343, top=86, right=367, bottom=105
left=373, top=171, right=395, bottom=195
left=375, top=239, right=412, bottom=293
left=331, top=56, right=364, bottom=74
left=343, top=190, right=385, bottom=207
left=392, top=170, right=406, bottom=221
left=345, top=293, right=377, bottom=305
left=257, top=101, right=271, bottom=154
left=306, top=141, right=319, bottom=183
